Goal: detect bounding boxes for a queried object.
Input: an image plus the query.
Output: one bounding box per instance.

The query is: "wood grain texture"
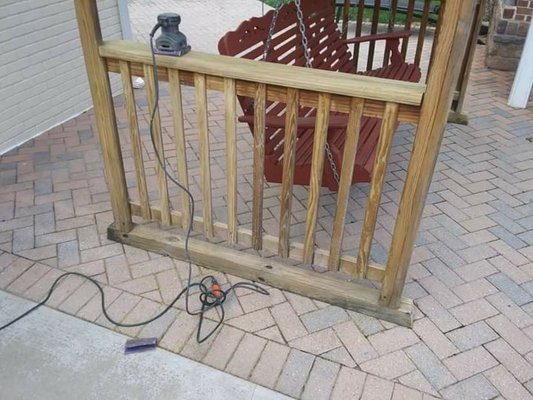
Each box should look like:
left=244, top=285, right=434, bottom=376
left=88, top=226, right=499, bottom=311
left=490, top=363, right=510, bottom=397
left=195, top=73, right=213, bottom=238
left=414, top=0, right=432, bottom=66
left=383, top=0, right=399, bottom=67
left=380, top=0, right=478, bottom=308
left=109, top=223, right=413, bottom=326
left=119, top=61, right=150, bottom=220
left=401, top=0, right=416, bottom=58
left=169, top=69, right=190, bottom=230
left=224, top=78, right=238, bottom=244
left=99, top=41, right=425, bottom=106
left=278, top=88, right=300, bottom=258
left=453, top=0, right=485, bottom=113
left=367, top=0, right=382, bottom=71
left=353, top=0, right=366, bottom=71
left=328, top=98, right=364, bottom=271
left=252, top=83, right=266, bottom=250
left=356, top=102, right=399, bottom=278
left=129, top=202, right=387, bottom=282
left=144, top=64, right=171, bottom=225
left=105, top=58, right=422, bottom=123
left=74, top=0, right=132, bottom=232
left=303, top=93, right=331, bottom=264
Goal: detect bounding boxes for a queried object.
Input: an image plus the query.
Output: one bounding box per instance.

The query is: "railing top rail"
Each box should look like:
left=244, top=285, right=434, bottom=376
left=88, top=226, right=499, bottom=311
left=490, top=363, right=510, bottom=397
left=100, top=40, right=426, bottom=106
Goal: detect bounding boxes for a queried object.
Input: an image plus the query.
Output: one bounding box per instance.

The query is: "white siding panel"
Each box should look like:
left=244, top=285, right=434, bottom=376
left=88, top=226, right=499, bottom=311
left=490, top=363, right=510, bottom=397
left=0, top=0, right=123, bottom=154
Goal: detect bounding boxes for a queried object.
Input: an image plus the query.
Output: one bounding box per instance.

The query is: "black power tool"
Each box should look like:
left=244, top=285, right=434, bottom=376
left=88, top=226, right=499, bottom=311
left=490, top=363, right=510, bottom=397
left=150, top=13, right=191, bottom=57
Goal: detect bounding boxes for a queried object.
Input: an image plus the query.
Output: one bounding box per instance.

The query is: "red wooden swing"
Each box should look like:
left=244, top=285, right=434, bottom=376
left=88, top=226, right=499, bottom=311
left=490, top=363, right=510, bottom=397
left=218, top=0, right=421, bottom=191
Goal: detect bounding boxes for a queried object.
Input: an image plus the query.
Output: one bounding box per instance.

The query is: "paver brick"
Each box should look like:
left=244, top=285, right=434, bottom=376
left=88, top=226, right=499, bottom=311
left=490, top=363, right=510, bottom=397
left=301, top=358, right=339, bottom=400
left=368, top=326, right=420, bottom=355
left=270, top=302, right=308, bottom=342
left=360, top=350, right=416, bottom=380
left=202, top=324, right=244, bottom=370
left=251, top=341, right=290, bottom=389
left=361, top=374, right=394, bottom=400
left=225, top=333, right=266, bottom=379
left=6, top=262, right=50, bottom=295
left=487, top=314, right=533, bottom=355
left=416, top=295, right=461, bottom=333
left=486, top=338, right=533, bottom=383
left=440, top=373, right=498, bottom=400
left=334, top=320, right=378, bottom=364
left=159, top=310, right=199, bottom=353
left=275, top=349, right=314, bottom=398
left=446, top=321, right=498, bottom=351
left=405, top=343, right=456, bottom=391
left=392, top=384, right=423, bottom=400
left=414, top=318, right=459, bottom=359
left=330, top=366, right=366, bottom=400
left=486, top=292, right=533, bottom=329
left=443, top=346, right=498, bottom=381
left=289, top=327, right=342, bottom=355
left=484, top=365, right=533, bottom=400
left=487, top=272, right=533, bottom=306
left=450, top=298, right=499, bottom=325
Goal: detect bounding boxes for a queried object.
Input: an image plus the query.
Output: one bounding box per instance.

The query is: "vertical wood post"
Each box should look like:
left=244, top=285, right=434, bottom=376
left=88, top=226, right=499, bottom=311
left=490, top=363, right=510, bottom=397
left=452, top=0, right=485, bottom=114
left=380, top=0, right=478, bottom=308
left=74, top=0, right=132, bottom=232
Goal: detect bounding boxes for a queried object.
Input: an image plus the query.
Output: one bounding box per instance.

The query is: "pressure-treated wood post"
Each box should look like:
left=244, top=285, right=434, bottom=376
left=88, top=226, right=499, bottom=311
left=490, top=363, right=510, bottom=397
left=380, top=0, right=477, bottom=308
left=74, top=0, right=133, bottom=232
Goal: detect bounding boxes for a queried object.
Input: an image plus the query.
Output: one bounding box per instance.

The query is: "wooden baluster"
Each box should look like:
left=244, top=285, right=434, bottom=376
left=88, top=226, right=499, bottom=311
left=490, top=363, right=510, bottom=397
left=144, top=64, right=171, bottom=225
left=278, top=88, right=300, bottom=258
left=401, top=0, right=416, bottom=58
left=414, top=0, right=431, bottom=66
left=355, top=102, right=399, bottom=278
left=119, top=61, right=150, bottom=220
left=169, top=69, right=190, bottom=230
left=380, top=1, right=477, bottom=308
left=303, top=93, right=331, bottom=264
left=195, top=73, right=214, bottom=238
left=252, top=83, right=267, bottom=250
left=383, top=0, right=398, bottom=67
left=367, top=0, right=382, bottom=72
left=74, top=0, right=132, bottom=233
left=328, top=98, right=364, bottom=271
left=224, top=78, right=238, bottom=244
left=341, top=0, right=351, bottom=39
left=353, top=0, right=366, bottom=72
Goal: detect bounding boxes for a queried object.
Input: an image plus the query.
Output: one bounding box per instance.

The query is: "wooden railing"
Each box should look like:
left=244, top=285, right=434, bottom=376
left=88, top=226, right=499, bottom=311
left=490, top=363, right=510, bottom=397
left=338, top=0, right=485, bottom=122
left=101, top=41, right=424, bottom=282
left=75, top=0, right=477, bottom=327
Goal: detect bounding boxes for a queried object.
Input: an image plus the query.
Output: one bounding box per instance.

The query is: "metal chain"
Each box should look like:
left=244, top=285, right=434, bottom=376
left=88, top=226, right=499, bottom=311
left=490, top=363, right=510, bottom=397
left=293, top=0, right=340, bottom=186
left=262, top=0, right=285, bottom=61
left=293, top=0, right=312, bottom=68
left=264, top=0, right=341, bottom=187
left=325, top=142, right=341, bottom=185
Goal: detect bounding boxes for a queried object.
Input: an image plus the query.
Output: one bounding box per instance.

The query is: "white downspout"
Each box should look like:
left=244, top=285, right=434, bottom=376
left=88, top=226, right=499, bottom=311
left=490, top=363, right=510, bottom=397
left=117, top=0, right=145, bottom=88
left=508, top=23, right=533, bottom=108
left=117, top=0, right=133, bottom=40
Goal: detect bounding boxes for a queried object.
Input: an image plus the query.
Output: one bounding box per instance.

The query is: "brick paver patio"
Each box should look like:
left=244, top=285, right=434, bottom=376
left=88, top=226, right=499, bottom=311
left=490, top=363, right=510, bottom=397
left=2, top=1, right=533, bottom=399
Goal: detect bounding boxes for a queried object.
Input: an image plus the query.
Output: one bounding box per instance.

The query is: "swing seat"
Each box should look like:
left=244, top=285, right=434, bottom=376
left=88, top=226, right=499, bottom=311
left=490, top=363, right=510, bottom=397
left=218, top=0, right=421, bottom=191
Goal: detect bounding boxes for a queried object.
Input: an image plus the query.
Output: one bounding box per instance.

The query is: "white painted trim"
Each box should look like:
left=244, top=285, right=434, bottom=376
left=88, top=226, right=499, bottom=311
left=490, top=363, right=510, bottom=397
left=508, top=24, right=533, bottom=109
left=0, top=106, right=92, bottom=156
left=117, top=0, right=133, bottom=40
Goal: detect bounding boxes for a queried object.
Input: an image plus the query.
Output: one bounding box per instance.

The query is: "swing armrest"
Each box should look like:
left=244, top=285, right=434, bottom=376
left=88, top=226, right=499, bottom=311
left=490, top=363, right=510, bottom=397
left=343, top=30, right=412, bottom=45
left=238, top=115, right=349, bottom=129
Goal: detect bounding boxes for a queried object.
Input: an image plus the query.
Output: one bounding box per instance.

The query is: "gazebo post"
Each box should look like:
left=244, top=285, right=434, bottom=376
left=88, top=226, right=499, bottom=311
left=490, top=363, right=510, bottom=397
left=74, top=0, right=133, bottom=233
left=380, top=0, right=478, bottom=308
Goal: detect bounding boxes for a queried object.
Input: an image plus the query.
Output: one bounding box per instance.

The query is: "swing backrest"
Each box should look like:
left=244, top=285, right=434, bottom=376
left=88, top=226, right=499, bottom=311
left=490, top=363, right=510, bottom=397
left=218, top=0, right=354, bottom=73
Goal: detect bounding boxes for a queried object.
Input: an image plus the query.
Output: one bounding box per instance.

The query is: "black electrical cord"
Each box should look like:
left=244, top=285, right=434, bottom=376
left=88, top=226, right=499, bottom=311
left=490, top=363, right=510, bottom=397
left=0, top=25, right=269, bottom=344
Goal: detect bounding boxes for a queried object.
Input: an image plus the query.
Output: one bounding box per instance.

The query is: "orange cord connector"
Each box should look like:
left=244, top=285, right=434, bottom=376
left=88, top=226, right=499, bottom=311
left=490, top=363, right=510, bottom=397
left=211, top=280, right=223, bottom=298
